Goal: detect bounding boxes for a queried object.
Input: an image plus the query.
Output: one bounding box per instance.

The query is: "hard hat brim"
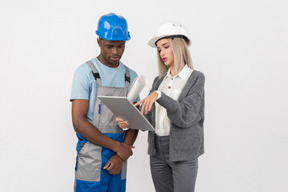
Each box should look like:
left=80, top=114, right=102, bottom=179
left=148, top=35, right=190, bottom=48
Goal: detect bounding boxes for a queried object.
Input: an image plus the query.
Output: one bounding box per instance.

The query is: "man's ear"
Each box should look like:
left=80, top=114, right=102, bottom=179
left=97, top=38, right=101, bottom=47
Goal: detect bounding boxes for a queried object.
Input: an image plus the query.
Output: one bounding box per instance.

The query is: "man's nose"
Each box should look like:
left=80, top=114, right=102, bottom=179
left=111, top=47, right=119, bottom=54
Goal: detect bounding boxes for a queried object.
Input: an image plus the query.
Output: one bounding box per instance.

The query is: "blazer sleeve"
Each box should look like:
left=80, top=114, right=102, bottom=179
left=157, top=71, right=205, bottom=128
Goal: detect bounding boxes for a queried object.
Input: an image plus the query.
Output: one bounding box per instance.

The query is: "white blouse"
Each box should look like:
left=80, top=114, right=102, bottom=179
left=155, top=65, right=193, bottom=136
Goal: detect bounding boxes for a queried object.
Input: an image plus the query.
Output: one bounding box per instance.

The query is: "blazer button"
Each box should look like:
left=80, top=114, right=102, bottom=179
left=168, top=86, right=171, bottom=89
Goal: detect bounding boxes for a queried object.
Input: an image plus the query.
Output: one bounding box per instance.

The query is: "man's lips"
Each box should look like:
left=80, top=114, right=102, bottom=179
left=110, top=56, right=120, bottom=61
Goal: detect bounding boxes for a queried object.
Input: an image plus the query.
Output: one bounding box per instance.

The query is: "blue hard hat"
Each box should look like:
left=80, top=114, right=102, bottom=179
left=96, top=13, right=131, bottom=41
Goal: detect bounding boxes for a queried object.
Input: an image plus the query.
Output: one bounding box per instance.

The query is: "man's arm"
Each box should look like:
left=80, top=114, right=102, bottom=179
left=104, top=110, right=139, bottom=175
left=72, top=99, right=133, bottom=161
left=104, top=124, right=138, bottom=175
left=123, top=129, right=138, bottom=147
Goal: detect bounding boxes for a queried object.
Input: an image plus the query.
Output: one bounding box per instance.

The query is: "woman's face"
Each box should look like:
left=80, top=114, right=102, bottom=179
left=156, top=38, right=174, bottom=67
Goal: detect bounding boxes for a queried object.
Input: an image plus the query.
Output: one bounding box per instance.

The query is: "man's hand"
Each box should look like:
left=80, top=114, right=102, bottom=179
left=115, top=142, right=134, bottom=161
left=103, top=155, right=123, bottom=175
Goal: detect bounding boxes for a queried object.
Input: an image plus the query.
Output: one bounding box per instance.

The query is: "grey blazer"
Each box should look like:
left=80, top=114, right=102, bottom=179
left=146, top=70, right=205, bottom=161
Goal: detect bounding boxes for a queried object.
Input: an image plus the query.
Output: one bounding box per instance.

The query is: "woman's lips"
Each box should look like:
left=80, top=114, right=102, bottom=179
left=162, top=57, right=167, bottom=62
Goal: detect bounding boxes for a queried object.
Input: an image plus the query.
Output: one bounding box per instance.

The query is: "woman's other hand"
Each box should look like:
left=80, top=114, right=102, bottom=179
left=116, top=117, right=129, bottom=129
left=134, top=91, right=158, bottom=114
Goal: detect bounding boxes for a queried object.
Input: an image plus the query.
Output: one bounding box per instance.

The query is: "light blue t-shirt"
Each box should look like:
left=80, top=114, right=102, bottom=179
left=70, top=58, right=139, bottom=122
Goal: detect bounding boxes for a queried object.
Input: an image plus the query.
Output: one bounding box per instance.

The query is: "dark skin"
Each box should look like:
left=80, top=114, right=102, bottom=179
left=97, top=38, right=126, bottom=68
left=72, top=38, right=138, bottom=175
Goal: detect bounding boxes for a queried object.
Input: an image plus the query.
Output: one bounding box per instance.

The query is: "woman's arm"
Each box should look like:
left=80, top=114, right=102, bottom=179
left=135, top=72, right=205, bottom=128
left=158, top=72, right=205, bottom=128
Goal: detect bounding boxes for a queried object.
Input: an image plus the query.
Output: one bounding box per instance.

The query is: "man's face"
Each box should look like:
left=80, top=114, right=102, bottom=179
left=97, top=38, right=126, bottom=68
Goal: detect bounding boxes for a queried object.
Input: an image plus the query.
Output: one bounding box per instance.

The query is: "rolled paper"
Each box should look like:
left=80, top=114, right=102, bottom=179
left=127, top=76, right=147, bottom=102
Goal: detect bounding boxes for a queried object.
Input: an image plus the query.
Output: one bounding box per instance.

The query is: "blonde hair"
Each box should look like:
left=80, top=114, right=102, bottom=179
left=157, top=37, right=193, bottom=77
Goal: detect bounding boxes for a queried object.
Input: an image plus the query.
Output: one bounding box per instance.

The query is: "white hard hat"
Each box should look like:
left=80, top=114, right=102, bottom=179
left=148, top=21, right=191, bottom=47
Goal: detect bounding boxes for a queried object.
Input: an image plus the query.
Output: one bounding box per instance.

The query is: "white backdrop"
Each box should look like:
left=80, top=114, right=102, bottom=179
left=1, top=0, right=288, bottom=191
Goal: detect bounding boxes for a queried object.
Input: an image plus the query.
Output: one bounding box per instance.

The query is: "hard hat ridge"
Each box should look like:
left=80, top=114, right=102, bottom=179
left=96, top=13, right=131, bottom=41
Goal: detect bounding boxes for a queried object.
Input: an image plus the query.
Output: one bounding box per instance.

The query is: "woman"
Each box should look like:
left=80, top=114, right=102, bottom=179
left=117, top=21, right=205, bottom=192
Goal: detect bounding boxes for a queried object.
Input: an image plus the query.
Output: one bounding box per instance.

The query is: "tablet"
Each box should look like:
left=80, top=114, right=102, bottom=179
left=98, top=96, right=155, bottom=131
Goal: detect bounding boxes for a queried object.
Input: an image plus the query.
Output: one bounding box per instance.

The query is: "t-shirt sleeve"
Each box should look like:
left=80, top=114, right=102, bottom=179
left=70, top=65, right=91, bottom=101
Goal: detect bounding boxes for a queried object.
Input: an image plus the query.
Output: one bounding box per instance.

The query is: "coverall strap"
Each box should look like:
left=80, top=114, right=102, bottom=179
left=86, top=60, right=130, bottom=83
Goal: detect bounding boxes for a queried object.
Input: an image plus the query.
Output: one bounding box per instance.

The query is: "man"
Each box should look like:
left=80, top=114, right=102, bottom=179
left=70, top=13, right=139, bottom=192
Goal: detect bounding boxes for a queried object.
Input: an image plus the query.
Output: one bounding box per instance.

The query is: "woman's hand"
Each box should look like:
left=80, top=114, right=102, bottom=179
left=134, top=91, right=158, bottom=114
left=116, top=117, right=129, bottom=129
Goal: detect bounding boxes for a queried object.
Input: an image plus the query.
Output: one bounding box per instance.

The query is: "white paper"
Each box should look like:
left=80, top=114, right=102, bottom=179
left=127, top=75, right=147, bottom=102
